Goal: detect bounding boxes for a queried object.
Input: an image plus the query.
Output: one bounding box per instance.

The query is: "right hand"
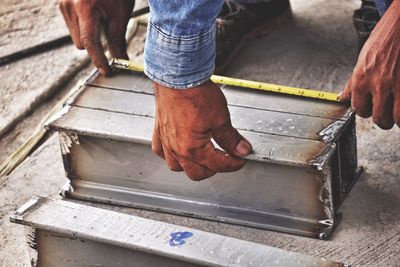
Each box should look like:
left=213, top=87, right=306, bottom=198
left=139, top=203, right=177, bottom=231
left=152, top=81, right=253, bottom=181
left=59, top=0, right=135, bottom=75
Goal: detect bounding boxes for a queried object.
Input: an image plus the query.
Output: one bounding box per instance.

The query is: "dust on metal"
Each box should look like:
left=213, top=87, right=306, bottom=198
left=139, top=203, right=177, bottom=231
left=45, top=70, right=361, bottom=239
left=11, top=196, right=345, bottom=267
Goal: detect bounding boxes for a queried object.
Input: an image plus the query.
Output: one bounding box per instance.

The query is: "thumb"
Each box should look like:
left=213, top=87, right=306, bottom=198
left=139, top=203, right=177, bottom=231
left=338, top=79, right=353, bottom=102
left=213, top=123, right=252, bottom=157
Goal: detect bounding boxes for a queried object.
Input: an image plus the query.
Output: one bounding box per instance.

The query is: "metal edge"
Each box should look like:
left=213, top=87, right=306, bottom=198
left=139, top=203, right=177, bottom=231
left=319, top=112, right=355, bottom=142
left=12, top=196, right=346, bottom=267
left=10, top=195, right=46, bottom=223
left=60, top=181, right=335, bottom=240
left=310, top=143, right=337, bottom=170
left=337, top=166, right=364, bottom=209
left=64, top=85, right=86, bottom=106
left=47, top=108, right=331, bottom=168
left=44, top=105, right=71, bottom=131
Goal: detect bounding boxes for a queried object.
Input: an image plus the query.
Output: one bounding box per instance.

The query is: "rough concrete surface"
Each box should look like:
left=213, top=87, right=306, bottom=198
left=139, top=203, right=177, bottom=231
left=0, top=0, right=90, bottom=139
left=1, top=0, right=400, bottom=266
left=0, top=0, right=68, bottom=58
left=0, top=0, right=88, bottom=140
left=0, top=42, right=89, bottom=139
left=226, top=0, right=359, bottom=93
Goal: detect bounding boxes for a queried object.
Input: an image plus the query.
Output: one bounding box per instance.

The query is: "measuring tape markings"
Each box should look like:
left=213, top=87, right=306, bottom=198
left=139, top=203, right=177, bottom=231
left=112, top=58, right=340, bottom=102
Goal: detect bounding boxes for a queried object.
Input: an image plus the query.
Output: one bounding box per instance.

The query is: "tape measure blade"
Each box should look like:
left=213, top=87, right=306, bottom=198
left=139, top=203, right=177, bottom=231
left=113, top=59, right=340, bottom=102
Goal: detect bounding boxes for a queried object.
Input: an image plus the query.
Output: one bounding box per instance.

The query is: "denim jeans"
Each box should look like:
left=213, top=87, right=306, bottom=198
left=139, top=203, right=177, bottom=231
left=144, top=0, right=392, bottom=89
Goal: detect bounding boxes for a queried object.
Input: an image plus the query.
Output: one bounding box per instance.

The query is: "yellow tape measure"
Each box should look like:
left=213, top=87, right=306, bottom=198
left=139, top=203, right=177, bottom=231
left=112, top=58, right=340, bottom=102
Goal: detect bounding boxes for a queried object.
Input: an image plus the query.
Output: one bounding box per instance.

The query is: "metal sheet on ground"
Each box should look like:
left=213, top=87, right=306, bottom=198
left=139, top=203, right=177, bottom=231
left=11, top=196, right=344, bottom=267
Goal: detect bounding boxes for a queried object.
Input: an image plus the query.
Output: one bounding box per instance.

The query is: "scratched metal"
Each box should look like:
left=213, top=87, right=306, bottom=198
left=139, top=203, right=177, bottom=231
left=87, top=69, right=351, bottom=120
left=67, top=86, right=341, bottom=141
left=11, top=196, right=344, bottom=267
left=48, top=106, right=331, bottom=166
left=45, top=70, right=361, bottom=239
left=61, top=136, right=331, bottom=235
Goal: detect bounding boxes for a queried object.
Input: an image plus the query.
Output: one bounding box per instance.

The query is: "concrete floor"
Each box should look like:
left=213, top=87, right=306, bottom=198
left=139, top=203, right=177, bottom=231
left=1, top=0, right=400, bottom=266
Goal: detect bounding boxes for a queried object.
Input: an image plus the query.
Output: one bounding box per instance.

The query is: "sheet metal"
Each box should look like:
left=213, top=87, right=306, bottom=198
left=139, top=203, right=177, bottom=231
left=87, top=70, right=350, bottom=120
left=66, top=86, right=341, bottom=141
left=46, top=70, right=361, bottom=239
left=10, top=196, right=345, bottom=267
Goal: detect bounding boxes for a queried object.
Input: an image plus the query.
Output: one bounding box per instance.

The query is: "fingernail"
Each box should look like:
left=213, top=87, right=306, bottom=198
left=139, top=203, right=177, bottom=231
left=337, top=91, right=343, bottom=101
left=234, top=140, right=252, bottom=156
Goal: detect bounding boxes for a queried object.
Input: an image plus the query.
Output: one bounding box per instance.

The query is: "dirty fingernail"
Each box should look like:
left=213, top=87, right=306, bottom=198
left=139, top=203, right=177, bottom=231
left=234, top=140, right=252, bottom=156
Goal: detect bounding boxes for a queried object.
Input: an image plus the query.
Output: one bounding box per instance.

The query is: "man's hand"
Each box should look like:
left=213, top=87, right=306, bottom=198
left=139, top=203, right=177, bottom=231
left=152, top=81, right=253, bottom=181
left=59, top=0, right=135, bottom=75
left=338, top=0, right=400, bottom=129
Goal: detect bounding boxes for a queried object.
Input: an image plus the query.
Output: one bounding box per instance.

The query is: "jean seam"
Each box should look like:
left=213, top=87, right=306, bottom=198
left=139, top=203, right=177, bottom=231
left=144, top=68, right=213, bottom=89
left=148, top=22, right=216, bottom=45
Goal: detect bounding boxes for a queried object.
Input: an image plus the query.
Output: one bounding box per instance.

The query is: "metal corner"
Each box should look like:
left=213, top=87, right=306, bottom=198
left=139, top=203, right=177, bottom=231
left=44, top=105, right=71, bottom=131
left=310, top=143, right=337, bottom=170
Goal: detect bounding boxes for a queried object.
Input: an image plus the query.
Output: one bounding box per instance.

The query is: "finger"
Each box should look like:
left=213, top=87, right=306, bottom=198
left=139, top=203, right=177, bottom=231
left=105, top=2, right=134, bottom=59
left=175, top=156, right=216, bottom=181
left=59, top=0, right=83, bottom=49
left=394, top=91, right=400, bottom=127
left=152, top=123, right=183, bottom=171
left=152, top=126, right=165, bottom=159
left=338, top=79, right=352, bottom=102
left=162, top=144, right=183, bottom=172
left=372, top=92, right=394, bottom=130
left=79, top=7, right=111, bottom=75
left=198, top=142, right=247, bottom=172
left=213, top=122, right=252, bottom=157
left=352, top=90, right=373, bottom=118
left=106, top=20, right=129, bottom=59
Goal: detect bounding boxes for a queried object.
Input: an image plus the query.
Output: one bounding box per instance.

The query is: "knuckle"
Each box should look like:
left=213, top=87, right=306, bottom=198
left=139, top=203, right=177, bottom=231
left=215, top=127, right=241, bottom=149
left=80, top=36, right=96, bottom=47
left=181, top=148, right=197, bottom=159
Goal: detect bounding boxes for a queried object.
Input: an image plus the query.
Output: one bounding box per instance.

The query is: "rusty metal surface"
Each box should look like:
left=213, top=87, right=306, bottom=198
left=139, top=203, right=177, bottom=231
left=10, top=196, right=345, bottom=267
left=45, top=70, right=360, bottom=239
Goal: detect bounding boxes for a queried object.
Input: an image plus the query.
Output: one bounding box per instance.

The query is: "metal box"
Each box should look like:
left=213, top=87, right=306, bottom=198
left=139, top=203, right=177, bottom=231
left=46, top=69, right=361, bottom=239
left=10, top=196, right=344, bottom=267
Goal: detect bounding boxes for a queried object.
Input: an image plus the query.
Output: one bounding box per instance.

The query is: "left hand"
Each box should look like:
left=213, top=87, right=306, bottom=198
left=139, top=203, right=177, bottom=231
left=59, top=0, right=135, bottom=75
left=338, top=0, right=400, bottom=129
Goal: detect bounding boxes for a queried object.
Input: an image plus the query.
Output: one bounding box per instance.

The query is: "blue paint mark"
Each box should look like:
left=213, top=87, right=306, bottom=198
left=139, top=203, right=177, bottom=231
left=169, top=231, right=193, bottom=247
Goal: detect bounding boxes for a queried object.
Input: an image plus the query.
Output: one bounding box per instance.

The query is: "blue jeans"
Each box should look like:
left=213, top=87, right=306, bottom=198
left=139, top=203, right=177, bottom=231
left=144, top=0, right=392, bottom=89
